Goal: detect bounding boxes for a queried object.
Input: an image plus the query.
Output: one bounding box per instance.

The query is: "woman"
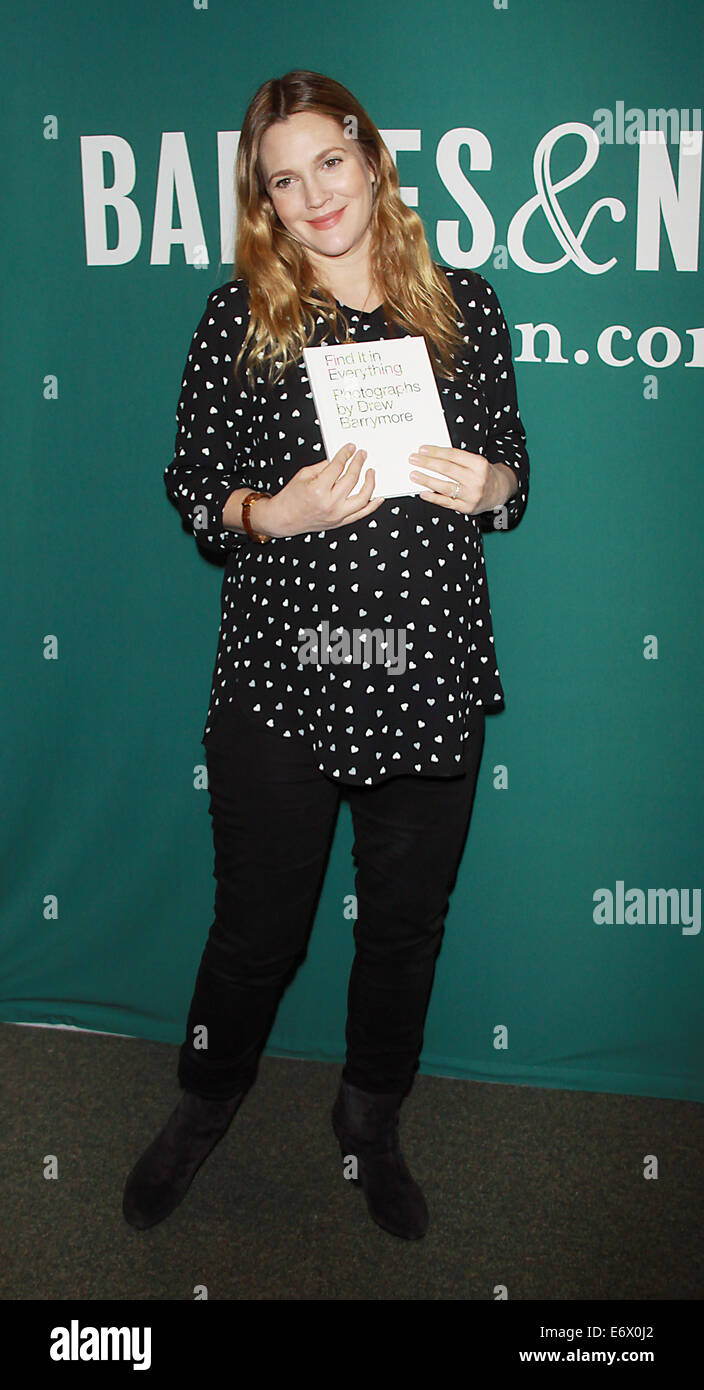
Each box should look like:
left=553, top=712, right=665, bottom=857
left=123, top=70, right=529, bottom=1242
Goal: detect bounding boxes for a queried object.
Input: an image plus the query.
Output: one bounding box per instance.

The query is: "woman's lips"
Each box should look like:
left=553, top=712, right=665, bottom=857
left=308, top=207, right=345, bottom=229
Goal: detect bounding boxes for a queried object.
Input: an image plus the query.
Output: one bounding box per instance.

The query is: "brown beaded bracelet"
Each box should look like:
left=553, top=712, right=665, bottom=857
left=241, top=491, right=271, bottom=542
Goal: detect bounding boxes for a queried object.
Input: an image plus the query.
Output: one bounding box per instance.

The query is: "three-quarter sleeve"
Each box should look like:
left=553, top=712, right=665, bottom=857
left=472, top=276, right=530, bottom=534
left=164, top=284, right=250, bottom=557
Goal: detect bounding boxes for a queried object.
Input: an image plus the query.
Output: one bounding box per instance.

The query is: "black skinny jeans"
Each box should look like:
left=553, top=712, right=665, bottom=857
left=178, top=686, right=486, bottom=1102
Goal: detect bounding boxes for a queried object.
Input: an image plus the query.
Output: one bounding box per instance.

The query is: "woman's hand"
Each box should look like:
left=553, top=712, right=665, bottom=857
left=408, top=445, right=516, bottom=515
left=257, top=443, right=386, bottom=538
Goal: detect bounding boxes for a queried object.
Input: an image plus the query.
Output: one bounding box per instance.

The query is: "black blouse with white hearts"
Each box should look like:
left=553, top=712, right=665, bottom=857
left=164, top=266, right=529, bottom=786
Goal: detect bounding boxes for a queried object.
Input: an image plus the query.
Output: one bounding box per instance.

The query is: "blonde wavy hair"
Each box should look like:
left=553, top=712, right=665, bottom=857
left=224, top=70, right=470, bottom=390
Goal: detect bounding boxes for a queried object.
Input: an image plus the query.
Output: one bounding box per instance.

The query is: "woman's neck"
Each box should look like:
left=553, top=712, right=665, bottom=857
left=318, top=278, right=382, bottom=314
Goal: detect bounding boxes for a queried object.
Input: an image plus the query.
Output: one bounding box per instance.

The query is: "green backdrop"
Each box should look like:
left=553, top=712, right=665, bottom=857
left=4, top=0, right=702, bottom=1101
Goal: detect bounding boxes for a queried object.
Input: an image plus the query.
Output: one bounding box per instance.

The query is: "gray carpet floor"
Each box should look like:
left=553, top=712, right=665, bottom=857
left=2, top=1021, right=702, bottom=1301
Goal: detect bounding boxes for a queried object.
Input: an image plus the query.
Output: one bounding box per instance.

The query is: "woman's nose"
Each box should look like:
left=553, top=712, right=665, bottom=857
left=303, top=179, right=331, bottom=210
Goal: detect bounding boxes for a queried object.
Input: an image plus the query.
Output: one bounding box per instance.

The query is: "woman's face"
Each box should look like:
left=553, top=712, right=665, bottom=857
left=259, top=111, right=376, bottom=274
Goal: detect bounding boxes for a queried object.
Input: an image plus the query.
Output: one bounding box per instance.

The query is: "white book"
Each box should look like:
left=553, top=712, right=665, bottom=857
left=302, top=335, right=452, bottom=500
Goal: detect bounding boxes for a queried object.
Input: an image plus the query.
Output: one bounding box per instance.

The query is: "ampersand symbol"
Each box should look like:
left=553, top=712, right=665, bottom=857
left=508, top=122, right=627, bottom=273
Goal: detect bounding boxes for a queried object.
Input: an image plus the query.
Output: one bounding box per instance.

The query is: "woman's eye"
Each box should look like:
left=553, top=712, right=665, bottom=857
left=275, top=157, right=341, bottom=190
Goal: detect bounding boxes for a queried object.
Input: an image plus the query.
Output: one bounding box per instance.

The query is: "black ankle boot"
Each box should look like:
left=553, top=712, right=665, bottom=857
left=331, top=1079, right=429, bottom=1240
left=122, top=1089, right=245, bottom=1230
